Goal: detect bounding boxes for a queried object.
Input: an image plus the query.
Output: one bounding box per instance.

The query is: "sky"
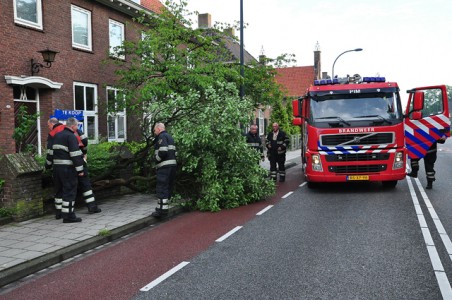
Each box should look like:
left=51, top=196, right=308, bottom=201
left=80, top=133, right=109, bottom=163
left=184, top=0, right=452, bottom=98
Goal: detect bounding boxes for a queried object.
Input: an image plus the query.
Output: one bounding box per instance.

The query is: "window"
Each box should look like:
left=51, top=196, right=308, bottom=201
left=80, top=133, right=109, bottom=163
left=71, top=5, right=92, bottom=51
left=106, top=87, right=127, bottom=142
left=14, top=0, right=42, bottom=30
left=74, top=82, right=98, bottom=142
left=258, top=110, right=265, bottom=136
left=130, top=0, right=141, bottom=4
left=420, top=88, right=444, bottom=117
left=109, top=19, right=125, bottom=59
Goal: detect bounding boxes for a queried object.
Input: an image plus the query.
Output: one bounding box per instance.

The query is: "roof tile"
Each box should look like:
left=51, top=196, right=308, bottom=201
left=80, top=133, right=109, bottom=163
left=275, top=66, right=315, bottom=98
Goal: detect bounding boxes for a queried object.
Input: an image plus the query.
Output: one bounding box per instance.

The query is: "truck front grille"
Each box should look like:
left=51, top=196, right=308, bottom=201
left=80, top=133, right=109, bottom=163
left=321, top=132, right=393, bottom=146
left=328, top=164, right=387, bottom=173
left=325, top=153, right=390, bottom=162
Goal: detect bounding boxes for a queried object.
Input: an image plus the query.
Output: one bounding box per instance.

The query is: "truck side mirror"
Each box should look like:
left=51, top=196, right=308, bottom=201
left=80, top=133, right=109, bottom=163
left=413, top=91, right=424, bottom=111
left=411, top=111, right=422, bottom=120
left=292, top=117, right=302, bottom=126
left=292, top=99, right=301, bottom=117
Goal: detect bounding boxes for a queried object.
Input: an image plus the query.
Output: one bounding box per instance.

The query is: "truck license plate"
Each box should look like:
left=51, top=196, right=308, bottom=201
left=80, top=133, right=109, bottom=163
left=347, top=175, right=369, bottom=181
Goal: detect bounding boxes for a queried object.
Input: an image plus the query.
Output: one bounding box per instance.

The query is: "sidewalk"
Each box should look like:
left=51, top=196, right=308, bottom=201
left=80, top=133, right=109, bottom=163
left=0, top=150, right=301, bottom=288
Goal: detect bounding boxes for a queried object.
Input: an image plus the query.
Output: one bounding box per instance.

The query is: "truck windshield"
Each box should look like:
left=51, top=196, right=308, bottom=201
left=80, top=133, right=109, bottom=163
left=309, top=91, right=402, bottom=127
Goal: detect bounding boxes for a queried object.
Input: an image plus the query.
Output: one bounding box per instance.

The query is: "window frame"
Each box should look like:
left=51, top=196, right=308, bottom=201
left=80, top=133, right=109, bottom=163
left=14, top=0, right=43, bottom=30
left=106, top=86, right=127, bottom=142
left=71, top=5, right=92, bottom=51
left=258, top=109, right=265, bottom=136
left=109, top=19, right=125, bottom=59
left=73, top=82, right=98, bottom=143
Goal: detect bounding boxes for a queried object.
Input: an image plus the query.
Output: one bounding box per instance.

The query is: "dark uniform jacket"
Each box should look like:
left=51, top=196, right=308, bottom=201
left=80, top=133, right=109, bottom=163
left=51, top=127, right=85, bottom=174
left=246, top=132, right=264, bottom=158
left=266, top=130, right=290, bottom=156
left=74, top=129, right=88, bottom=156
left=154, top=130, right=177, bottom=169
left=45, top=123, right=65, bottom=169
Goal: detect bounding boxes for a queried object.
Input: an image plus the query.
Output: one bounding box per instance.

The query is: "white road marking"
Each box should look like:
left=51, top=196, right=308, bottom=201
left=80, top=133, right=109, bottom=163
left=407, top=177, right=452, bottom=298
left=299, top=182, right=307, bottom=187
left=282, top=191, right=293, bottom=199
left=414, top=178, right=452, bottom=257
left=215, top=226, right=243, bottom=242
left=140, top=261, right=190, bottom=291
left=256, top=205, right=274, bottom=215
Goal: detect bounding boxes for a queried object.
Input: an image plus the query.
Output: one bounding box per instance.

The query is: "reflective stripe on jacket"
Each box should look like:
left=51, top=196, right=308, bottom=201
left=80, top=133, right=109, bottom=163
left=154, top=131, right=177, bottom=169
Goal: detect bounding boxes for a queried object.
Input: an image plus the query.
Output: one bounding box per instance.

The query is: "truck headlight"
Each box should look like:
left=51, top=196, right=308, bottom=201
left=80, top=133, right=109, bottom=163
left=393, top=152, right=404, bottom=169
left=312, top=154, right=323, bottom=171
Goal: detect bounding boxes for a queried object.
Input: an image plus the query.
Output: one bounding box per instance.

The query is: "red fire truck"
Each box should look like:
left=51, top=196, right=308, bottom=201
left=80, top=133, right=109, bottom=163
left=292, top=74, right=450, bottom=188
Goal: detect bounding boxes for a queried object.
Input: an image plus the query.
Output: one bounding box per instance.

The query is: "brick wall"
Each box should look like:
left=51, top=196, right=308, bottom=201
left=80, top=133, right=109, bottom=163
left=0, top=0, right=150, bottom=155
left=0, top=154, right=46, bottom=221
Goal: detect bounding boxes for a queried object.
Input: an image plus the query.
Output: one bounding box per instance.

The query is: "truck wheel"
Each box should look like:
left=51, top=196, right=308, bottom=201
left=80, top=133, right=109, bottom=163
left=382, top=180, right=397, bottom=188
left=307, top=181, right=318, bottom=189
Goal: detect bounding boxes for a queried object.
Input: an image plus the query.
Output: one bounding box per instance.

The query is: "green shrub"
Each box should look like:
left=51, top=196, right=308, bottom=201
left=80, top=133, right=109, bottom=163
left=0, top=207, right=16, bottom=218
left=86, top=142, right=121, bottom=179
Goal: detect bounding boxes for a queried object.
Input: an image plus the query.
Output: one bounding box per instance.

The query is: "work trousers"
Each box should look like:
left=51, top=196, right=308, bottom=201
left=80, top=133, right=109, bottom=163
left=411, top=150, right=437, bottom=182
left=156, top=165, right=176, bottom=212
left=53, top=166, right=78, bottom=219
left=269, top=153, right=286, bottom=181
left=77, top=163, right=96, bottom=206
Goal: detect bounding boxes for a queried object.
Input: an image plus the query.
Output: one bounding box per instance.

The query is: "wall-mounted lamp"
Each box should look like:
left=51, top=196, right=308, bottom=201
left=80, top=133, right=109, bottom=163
left=31, top=49, right=59, bottom=76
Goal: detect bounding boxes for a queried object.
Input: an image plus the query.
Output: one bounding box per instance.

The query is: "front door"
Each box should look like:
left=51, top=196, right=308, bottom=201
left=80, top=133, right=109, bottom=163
left=13, top=86, right=40, bottom=154
left=404, top=85, right=451, bottom=159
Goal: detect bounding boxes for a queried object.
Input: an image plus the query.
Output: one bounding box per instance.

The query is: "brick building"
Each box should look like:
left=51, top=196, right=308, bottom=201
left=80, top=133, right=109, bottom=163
left=0, top=0, right=163, bottom=156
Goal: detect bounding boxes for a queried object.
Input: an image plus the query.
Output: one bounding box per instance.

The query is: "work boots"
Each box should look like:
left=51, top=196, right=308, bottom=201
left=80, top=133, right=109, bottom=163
left=426, top=181, right=433, bottom=189
left=151, top=209, right=168, bottom=218
left=87, top=203, right=102, bottom=214
left=63, top=213, right=82, bottom=223
left=407, top=171, right=418, bottom=178
left=63, top=217, right=82, bottom=223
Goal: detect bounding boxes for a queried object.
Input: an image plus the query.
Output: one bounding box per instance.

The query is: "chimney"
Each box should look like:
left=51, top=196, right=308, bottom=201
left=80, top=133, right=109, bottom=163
left=314, top=41, right=321, bottom=80
left=223, top=27, right=235, bottom=37
left=198, top=13, right=211, bottom=29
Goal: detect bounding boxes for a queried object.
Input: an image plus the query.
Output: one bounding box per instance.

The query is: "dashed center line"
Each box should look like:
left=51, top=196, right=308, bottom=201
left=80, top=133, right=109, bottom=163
left=140, top=261, right=190, bottom=291
left=256, top=205, right=274, bottom=215
left=215, top=226, right=243, bottom=242
left=282, top=191, right=293, bottom=198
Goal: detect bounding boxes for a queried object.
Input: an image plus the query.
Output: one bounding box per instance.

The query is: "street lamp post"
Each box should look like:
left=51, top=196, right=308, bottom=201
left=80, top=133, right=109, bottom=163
left=239, top=0, right=244, bottom=98
left=331, top=48, right=363, bottom=79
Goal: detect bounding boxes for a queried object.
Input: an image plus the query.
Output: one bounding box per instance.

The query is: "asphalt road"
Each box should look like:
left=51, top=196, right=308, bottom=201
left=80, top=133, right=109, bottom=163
left=134, top=182, right=444, bottom=299
left=2, top=140, right=452, bottom=299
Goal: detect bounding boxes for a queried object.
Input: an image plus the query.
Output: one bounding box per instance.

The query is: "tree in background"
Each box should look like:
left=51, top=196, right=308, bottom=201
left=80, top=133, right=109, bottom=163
left=284, top=99, right=300, bottom=134
left=267, top=93, right=290, bottom=134
left=106, top=0, right=298, bottom=211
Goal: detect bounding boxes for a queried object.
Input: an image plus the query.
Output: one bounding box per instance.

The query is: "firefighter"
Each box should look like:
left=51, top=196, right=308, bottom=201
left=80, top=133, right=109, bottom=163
left=407, top=136, right=446, bottom=189
left=73, top=128, right=102, bottom=214
left=151, top=123, right=177, bottom=218
left=46, top=118, right=101, bottom=217
left=46, top=117, right=65, bottom=219
left=246, top=125, right=264, bottom=162
left=51, top=117, right=85, bottom=223
left=266, top=123, right=290, bottom=182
